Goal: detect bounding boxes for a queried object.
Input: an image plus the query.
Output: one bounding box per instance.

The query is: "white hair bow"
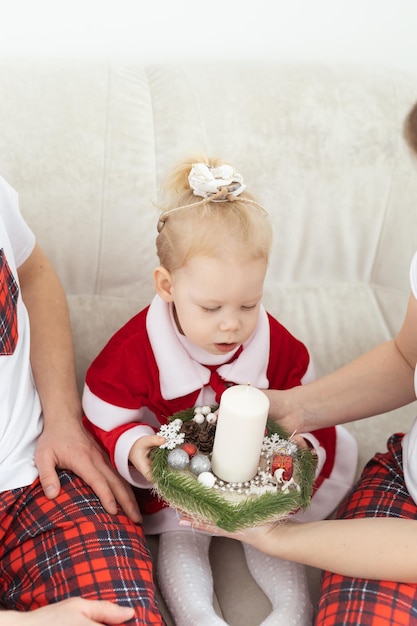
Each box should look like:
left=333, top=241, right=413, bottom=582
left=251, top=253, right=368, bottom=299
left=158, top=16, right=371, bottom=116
left=188, top=163, right=246, bottom=200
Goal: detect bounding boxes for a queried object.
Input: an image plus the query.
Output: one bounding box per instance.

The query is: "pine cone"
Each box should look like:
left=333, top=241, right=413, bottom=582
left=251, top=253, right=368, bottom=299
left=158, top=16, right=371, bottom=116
left=181, top=420, right=216, bottom=454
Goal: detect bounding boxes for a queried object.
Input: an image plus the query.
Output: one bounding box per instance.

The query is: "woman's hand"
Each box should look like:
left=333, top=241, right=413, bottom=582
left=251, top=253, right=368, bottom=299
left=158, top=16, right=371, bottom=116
left=179, top=515, right=282, bottom=551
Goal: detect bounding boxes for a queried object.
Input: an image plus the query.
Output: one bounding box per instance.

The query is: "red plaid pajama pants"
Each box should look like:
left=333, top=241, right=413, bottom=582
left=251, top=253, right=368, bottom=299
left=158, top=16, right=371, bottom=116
left=0, top=470, right=164, bottom=625
left=316, top=433, right=417, bottom=626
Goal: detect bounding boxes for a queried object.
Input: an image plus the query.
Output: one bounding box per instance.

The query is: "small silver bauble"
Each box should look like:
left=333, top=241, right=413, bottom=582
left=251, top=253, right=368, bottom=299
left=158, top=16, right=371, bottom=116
left=190, top=453, right=211, bottom=475
left=167, top=448, right=190, bottom=470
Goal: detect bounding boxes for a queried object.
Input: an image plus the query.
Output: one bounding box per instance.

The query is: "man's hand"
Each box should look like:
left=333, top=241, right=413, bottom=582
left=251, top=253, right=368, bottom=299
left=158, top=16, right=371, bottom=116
left=35, top=419, right=142, bottom=523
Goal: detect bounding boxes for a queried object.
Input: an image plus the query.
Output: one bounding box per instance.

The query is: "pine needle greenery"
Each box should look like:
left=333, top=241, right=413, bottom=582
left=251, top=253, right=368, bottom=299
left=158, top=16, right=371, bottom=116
left=150, top=408, right=317, bottom=532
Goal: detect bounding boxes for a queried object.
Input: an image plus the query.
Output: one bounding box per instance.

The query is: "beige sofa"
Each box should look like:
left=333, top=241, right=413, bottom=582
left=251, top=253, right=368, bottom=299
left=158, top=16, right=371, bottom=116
left=1, top=60, right=417, bottom=624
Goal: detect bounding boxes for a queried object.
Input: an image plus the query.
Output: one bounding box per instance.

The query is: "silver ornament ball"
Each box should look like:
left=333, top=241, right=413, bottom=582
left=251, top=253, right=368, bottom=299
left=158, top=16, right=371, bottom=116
left=167, top=448, right=190, bottom=470
left=190, top=453, right=211, bottom=475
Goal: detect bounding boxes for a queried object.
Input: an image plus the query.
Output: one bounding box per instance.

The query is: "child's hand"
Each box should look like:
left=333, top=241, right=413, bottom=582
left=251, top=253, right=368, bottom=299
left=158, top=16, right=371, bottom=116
left=128, top=434, right=166, bottom=481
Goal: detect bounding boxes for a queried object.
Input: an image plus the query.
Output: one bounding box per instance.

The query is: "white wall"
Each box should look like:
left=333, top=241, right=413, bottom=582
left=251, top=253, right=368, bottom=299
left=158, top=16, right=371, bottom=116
left=1, top=0, right=417, bottom=77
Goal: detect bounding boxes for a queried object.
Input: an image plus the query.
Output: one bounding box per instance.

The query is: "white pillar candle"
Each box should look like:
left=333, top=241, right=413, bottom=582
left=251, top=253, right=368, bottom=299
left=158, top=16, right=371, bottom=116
left=211, top=384, right=269, bottom=483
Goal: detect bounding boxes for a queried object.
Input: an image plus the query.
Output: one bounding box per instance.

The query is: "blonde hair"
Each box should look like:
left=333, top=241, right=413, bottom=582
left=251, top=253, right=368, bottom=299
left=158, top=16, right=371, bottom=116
left=404, top=101, right=417, bottom=154
left=156, top=154, right=272, bottom=272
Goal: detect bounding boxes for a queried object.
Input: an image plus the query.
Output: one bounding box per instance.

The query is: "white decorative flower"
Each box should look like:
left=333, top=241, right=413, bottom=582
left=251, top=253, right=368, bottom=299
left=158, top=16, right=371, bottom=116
left=188, top=163, right=246, bottom=199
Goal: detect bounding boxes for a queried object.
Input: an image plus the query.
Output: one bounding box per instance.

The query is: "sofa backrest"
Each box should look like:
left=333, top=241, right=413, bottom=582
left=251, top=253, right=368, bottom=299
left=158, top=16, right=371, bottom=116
left=0, top=60, right=417, bottom=412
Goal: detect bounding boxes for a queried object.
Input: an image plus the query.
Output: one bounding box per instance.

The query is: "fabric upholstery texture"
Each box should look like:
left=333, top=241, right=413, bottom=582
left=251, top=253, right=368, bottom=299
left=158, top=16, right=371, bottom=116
left=1, top=60, right=417, bottom=624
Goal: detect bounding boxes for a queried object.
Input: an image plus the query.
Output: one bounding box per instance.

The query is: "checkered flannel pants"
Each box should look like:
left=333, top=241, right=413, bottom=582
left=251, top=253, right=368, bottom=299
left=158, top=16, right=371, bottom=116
left=316, top=433, right=417, bottom=626
left=0, top=470, right=164, bottom=625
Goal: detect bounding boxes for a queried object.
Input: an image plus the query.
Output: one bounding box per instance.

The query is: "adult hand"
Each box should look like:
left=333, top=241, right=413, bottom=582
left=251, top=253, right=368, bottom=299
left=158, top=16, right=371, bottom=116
left=179, top=515, right=276, bottom=550
left=35, top=418, right=141, bottom=523
left=5, top=598, right=135, bottom=625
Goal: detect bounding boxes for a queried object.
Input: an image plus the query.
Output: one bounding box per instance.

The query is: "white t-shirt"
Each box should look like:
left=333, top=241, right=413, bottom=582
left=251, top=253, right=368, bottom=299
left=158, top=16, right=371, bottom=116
left=402, top=251, right=417, bottom=504
left=0, top=175, right=42, bottom=490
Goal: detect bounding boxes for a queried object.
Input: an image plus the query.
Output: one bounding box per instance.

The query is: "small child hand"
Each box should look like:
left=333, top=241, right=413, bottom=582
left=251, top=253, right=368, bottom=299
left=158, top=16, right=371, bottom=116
left=129, top=435, right=166, bottom=481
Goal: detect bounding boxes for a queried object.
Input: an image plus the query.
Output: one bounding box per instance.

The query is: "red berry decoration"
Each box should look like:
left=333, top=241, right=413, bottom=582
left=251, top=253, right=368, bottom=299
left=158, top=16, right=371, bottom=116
left=181, top=442, right=197, bottom=457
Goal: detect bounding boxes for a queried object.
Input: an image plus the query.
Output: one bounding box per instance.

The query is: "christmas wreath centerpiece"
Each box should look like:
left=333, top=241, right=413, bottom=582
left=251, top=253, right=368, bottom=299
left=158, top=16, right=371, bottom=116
left=150, top=386, right=317, bottom=532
